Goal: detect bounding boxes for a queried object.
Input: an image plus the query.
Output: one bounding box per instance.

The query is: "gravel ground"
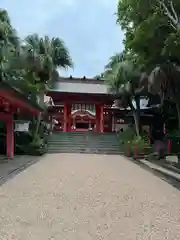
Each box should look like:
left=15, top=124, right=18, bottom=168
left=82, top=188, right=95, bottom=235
left=0, top=153, right=180, bottom=240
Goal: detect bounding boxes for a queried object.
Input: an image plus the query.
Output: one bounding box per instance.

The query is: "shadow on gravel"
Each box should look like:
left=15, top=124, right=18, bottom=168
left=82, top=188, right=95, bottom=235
left=129, top=158, right=180, bottom=191
left=0, top=156, right=44, bottom=187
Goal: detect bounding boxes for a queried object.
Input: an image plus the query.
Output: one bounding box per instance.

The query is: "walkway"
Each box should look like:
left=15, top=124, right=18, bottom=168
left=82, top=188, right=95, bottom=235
left=0, top=154, right=180, bottom=239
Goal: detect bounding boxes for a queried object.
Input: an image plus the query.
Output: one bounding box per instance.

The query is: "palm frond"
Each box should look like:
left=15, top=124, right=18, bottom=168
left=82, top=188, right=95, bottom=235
left=105, top=52, right=124, bottom=70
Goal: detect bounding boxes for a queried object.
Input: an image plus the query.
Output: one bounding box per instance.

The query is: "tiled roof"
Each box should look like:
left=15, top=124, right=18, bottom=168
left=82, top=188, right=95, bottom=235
left=49, top=77, right=110, bottom=95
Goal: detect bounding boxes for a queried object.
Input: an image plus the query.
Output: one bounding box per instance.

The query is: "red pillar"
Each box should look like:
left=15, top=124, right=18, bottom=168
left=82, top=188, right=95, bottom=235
left=67, top=104, right=71, bottom=132
left=6, top=116, right=14, bottom=158
left=100, top=104, right=104, bottom=133
left=95, top=104, right=100, bottom=132
left=63, top=103, right=68, bottom=132
left=96, top=104, right=104, bottom=132
left=64, top=104, right=72, bottom=132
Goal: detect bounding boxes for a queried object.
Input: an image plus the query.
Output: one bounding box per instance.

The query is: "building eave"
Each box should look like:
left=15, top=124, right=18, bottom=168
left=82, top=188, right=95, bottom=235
left=0, top=81, right=43, bottom=115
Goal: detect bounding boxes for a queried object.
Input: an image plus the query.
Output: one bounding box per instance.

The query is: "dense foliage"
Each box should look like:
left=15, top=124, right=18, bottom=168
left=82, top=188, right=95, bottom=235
left=0, top=9, right=73, bottom=154
left=0, top=10, right=72, bottom=103
left=97, top=0, right=180, bottom=138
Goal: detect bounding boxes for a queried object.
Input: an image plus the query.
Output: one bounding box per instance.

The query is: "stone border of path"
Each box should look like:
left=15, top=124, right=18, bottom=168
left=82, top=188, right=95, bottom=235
left=0, top=155, right=42, bottom=186
left=139, top=159, right=180, bottom=181
left=125, top=156, right=180, bottom=190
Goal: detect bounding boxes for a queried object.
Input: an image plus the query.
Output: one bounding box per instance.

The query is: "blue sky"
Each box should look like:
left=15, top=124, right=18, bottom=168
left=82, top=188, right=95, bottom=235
left=1, top=0, right=124, bottom=77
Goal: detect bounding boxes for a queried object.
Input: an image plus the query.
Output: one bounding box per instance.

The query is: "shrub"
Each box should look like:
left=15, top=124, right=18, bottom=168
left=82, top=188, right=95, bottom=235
left=119, top=128, right=152, bottom=156
left=119, top=128, right=135, bottom=144
left=15, top=131, right=48, bottom=156
left=131, top=137, right=151, bottom=155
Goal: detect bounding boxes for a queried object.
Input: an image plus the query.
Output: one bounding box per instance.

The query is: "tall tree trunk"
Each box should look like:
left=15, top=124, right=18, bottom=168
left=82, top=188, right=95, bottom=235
left=133, top=110, right=140, bottom=137
left=129, top=99, right=140, bottom=137
left=134, top=96, right=141, bottom=134
left=32, top=90, right=44, bottom=144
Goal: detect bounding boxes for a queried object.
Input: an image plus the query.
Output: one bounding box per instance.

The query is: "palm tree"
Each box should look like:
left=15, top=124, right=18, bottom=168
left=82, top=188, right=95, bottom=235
left=94, top=73, right=104, bottom=79
left=105, top=53, right=143, bottom=137
left=22, top=34, right=73, bottom=104
left=103, top=53, right=124, bottom=79
left=17, top=34, right=73, bottom=142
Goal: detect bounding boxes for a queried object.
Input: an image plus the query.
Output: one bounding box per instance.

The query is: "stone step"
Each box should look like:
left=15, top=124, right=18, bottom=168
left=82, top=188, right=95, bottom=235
left=48, top=141, right=119, bottom=146
left=49, top=137, right=119, bottom=141
left=49, top=137, right=118, bottom=140
left=49, top=138, right=119, bottom=141
left=48, top=145, right=121, bottom=149
left=49, top=141, right=119, bottom=143
left=48, top=148, right=122, bottom=151
left=48, top=141, right=120, bottom=145
left=47, top=149, right=123, bottom=154
left=50, top=133, right=118, bottom=136
left=49, top=138, right=119, bottom=142
left=48, top=146, right=120, bottom=151
left=48, top=132, right=121, bottom=154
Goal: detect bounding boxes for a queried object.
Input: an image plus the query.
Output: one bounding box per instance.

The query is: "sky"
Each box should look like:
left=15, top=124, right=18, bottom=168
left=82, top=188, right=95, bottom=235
left=1, top=0, right=124, bottom=78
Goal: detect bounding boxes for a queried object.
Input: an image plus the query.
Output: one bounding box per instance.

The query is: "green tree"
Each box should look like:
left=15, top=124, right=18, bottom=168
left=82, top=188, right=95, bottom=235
left=20, top=34, right=73, bottom=104
left=105, top=53, right=143, bottom=136
left=0, top=8, right=73, bottom=153
left=117, top=0, right=180, bottom=67
left=0, top=9, right=38, bottom=101
left=159, top=0, right=180, bottom=30
left=94, top=73, right=105, bottom=79
left=117, top=0, right=180, bottom=132
left=0, top=9, right=73, bottom=142
left=0, top=9, right=20, bottom=82
left=20, top=34, right=73, bottom=141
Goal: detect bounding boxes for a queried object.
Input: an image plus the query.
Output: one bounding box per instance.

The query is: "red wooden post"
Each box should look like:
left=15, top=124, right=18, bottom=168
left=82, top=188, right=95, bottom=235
left=109, top=112, right=112, bottom=133
left=95, top=104, right=100, bottom=132
left=100, top=104, right=104, bottom=133
left=63, top=103, right=68, bottom=132
left=167, top=140, right=171, bottom=154
left=6, top=116, right=14, bottom=159
left=67, top=104, right=72, bottom=132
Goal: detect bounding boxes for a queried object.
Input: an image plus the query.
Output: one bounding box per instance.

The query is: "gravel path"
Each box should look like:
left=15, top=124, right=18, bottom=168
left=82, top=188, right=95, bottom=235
left=0, top=153, right=180, bottom=239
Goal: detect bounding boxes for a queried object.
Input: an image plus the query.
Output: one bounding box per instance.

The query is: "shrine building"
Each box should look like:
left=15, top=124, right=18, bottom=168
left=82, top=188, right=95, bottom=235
left=47, top=76, right=128, bottom=133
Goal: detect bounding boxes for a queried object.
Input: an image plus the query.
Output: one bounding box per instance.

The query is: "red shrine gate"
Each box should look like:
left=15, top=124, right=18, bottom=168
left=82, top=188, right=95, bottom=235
left=47, top=76, right=129, bottom=133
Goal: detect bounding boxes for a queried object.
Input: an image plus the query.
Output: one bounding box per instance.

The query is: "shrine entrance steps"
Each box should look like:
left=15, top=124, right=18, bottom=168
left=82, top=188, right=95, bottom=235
left=47, top=132, right=123, bottom=155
